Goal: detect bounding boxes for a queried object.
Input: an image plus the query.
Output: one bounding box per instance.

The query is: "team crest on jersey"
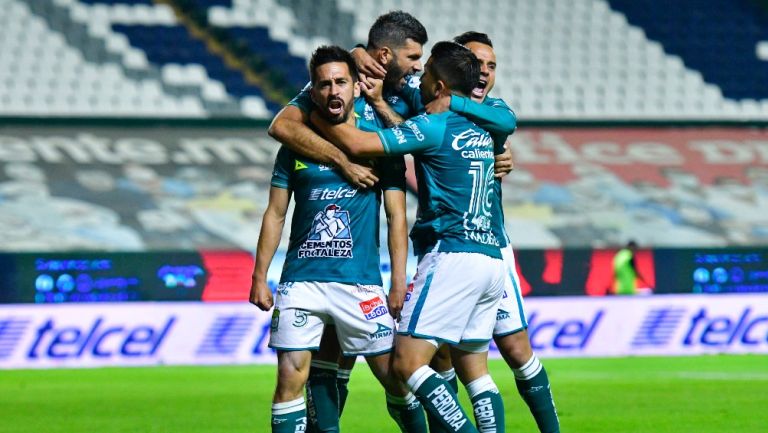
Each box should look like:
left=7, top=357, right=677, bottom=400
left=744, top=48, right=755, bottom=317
left=370, top=323, right=393, bottom=340
left=359, top=296, right=388, bottom=320
left=298, top=204, right=354, bottom=258
left=270, top=308, right=280, bottom=332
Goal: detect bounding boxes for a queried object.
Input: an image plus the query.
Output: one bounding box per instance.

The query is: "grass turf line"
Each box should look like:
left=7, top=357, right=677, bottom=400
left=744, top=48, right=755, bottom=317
left=1, top=355, right=766, bottom=433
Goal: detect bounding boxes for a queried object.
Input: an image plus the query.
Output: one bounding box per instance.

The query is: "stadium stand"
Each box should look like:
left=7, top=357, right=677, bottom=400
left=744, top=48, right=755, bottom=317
left=2, top=0, right=767, bottom=119
left=1, top=0, right=767, bottom=251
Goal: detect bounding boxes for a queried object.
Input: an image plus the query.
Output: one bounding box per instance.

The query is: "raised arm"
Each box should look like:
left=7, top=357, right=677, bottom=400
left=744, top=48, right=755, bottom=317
left=310, top=110, right=387, bottom=157
left=249, top=186, right=291, bottom=311
left=311, top=111, right=441, bottom=158
left=268, top=104, right=379, bottom=188
left=449, top=96, right=517, bottom=137
left=360, top=76, right=406, bottom=127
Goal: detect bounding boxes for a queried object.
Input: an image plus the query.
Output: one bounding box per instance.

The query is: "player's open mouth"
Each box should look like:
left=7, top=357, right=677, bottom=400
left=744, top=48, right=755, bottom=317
left=472, top=79, right=488, bottom=98
left=328, top=99, right=344, bottom=115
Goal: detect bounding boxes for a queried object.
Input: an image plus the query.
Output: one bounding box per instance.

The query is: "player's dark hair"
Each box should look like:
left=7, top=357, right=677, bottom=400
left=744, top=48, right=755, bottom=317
left=453, top=31, right=494, bottom=48
left=367, top=11, right=428, bottom=50
left=309, top=45, right=359, bottom=83
left=427, top=41, right=480, bottom=96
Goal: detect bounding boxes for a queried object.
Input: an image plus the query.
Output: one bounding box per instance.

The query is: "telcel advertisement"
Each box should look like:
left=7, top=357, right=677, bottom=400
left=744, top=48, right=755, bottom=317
left=1, top=294, right=766, bottom=369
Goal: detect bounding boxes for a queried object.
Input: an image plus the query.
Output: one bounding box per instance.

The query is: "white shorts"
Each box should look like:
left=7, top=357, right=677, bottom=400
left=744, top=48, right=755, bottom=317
left=493, top=244, right=529, bottom=337
left=399, top=252, right=505, bottom=347
left=269, top=281, right=395, bottom=357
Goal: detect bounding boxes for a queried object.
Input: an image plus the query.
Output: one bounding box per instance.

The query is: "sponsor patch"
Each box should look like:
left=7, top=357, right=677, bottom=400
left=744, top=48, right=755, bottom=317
left=359, top=296, right=388, bottom=320
left=370, top=323, right=393, bottom=340
left=298, top=204, right=354, bottom=259
left=270, top=309, right=280, bottom=332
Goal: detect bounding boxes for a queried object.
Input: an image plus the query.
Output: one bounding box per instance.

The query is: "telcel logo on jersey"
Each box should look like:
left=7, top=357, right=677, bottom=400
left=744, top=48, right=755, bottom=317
left=309, top=186, right=357, bottom=201
left=359, top=296, right=388, bottom=320
left=683, top=307, right=768, bottom=347
left=26, top=317, right=175, bottom=360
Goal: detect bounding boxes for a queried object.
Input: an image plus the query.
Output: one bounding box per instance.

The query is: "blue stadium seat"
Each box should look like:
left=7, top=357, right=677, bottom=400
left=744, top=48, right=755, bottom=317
left=608, top=0, right=768, bottom=100
left=225, top=26, right=308, bottom=88
left=112, top=23, right=280, bottom=112
left=79, top=0, right=154, bottom=4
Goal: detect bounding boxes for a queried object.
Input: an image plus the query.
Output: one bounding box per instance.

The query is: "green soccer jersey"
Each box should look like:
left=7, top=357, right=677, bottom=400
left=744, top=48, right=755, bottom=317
left=276, top=89, right=404, bottom=284
left=272, top=144, right=405, bottom=285
left=377, top=112, right=501, bottom=259
left=399, top=77, right=517, bottom=248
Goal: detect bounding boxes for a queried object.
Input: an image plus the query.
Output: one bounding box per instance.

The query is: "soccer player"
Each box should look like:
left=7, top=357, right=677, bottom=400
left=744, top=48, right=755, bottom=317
left=269, top=11, right=430, bottom=432
left=268, top=11, right=428, bottom=189
left=362, top=31, right=562, bottom=433
left=250, top=46, right=422, bottom=433
left=454, top=32, right=560, bottom=433
left=355, top=33, right=527, bottom=433
left=311, top=41, right=506, bottom=433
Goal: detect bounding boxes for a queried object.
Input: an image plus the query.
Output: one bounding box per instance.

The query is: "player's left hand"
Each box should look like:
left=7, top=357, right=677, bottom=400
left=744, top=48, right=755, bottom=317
left=494, top=140, right=515, bottom=179
left=387, top=283, right=406, bottom=321
left=424, top=94, right=451, bottom=114
left=351, top=46, right=386, bottom=80
left=360, top=76, right=385, bottom=105
left=249, top=277, right=274, bottom=311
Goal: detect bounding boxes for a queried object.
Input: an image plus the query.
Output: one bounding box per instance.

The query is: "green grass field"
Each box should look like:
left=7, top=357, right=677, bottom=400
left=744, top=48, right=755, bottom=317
left=2, top=355, right=767, bottom=432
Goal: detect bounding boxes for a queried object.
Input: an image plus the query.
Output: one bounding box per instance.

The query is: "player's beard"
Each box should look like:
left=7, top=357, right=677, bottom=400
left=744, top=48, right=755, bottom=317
left=321, top=96, right=353, bottom=125
left=384, top=60, right=406, bottom=90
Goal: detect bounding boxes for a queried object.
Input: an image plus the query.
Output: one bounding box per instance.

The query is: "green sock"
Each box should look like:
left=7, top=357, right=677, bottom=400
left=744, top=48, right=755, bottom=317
left=386, top=392, right=429, bottom=433
left=427, top=369, right=459, bottom=433
left=272, top=397, right=307, bottom=433
left=306, top=361, right=340, bottom=433
left=407, top=366, right=478, bottom=433
left=337, top=368, right=352, bottom=416
left=514, top=355, right=560, bottom=433
left=467, top=375, right=505, bottom=433
left=442, top=368, right=459, bottom=393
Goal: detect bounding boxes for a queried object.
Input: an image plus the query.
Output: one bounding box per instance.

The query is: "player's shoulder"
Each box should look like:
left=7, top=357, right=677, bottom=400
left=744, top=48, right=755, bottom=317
left=483, top=95, right=508, bottom=108
left=407, top=112, right=452, bottom=129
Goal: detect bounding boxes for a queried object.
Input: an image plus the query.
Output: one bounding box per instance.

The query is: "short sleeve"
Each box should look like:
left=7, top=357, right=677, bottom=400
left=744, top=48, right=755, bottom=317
left=287, top=82, right=313, bottom=114
left=376, top=156, right=406, bottom=191
left=270, top=146, right=293, bottom=189
left=376, top=113, right=445, bottom=155
left=399, top=75, right=425, bottom=114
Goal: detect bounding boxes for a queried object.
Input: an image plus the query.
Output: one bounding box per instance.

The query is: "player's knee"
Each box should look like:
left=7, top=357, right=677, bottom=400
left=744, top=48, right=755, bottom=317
left=391, top=354, right=418, bottom=384
left=429, top=346, right=452, bottom=372
left=496, top=332, right=533, bottom=368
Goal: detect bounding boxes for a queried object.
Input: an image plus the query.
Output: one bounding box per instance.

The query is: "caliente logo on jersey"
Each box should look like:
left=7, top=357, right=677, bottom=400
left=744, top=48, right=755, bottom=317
left=298, top=204, right=354, bottom=258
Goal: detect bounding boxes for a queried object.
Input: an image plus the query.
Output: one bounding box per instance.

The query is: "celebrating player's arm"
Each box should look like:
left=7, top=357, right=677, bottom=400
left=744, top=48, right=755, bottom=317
left=402, top=73, right=518, bottom=179
left=350, top=45, right=387, bottom=81
left=249, top=179, right=291, bottom=311
left=381, top=159, right=408, bottom=320
left=268, top=93, right=379, bottom=188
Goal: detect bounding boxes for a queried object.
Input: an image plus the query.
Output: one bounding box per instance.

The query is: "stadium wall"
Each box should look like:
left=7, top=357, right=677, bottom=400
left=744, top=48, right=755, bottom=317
left=1, top=294, right=767, bottom=369
left=1, top=120, right=767, bottom=368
